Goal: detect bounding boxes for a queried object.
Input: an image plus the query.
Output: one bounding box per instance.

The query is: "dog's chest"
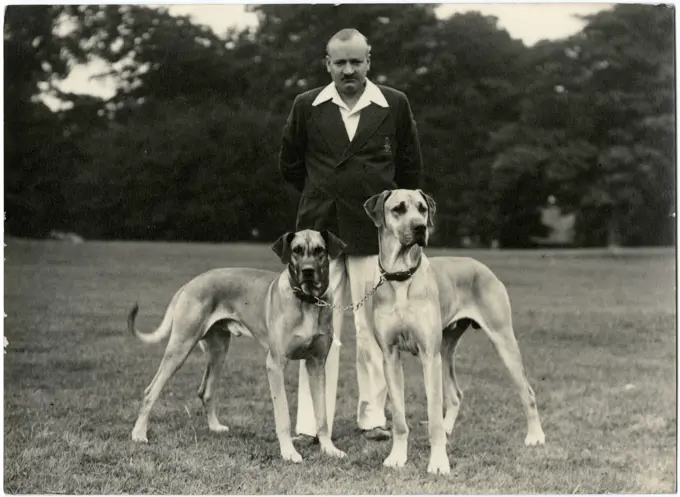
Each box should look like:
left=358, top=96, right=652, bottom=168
left=375, top=296, right=428, bottom=330
left=372, top=279, right=440, bottom=353
left=285, top=306, right=332, bottom=360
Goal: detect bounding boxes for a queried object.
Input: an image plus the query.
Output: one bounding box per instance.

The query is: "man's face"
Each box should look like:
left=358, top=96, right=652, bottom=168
left=326, top=36, right=370, bottom=97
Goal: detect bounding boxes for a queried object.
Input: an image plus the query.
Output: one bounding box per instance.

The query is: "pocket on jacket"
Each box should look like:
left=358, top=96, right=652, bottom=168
left=369, top=132, right=395, bottom=158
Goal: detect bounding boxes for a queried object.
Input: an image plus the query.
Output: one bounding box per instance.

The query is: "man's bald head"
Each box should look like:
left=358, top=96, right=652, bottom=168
left=326, top=28, right=371, bottom=57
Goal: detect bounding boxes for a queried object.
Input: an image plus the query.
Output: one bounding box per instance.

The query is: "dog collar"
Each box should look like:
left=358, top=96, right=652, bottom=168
left=378, top=257, right=422, bottom=282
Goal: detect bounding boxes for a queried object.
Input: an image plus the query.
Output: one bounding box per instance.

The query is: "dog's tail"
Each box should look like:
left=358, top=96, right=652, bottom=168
left=128, top=285, right=185, bottom=344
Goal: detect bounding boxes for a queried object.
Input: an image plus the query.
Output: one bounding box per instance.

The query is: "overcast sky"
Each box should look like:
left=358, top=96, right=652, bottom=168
left=55, top=2, right=615, bottom=102
left=167, top=3, right=614, bottom=45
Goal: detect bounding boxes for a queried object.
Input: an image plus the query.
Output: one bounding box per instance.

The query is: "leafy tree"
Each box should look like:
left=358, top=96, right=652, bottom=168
left=490, top=4, right=675, bottom=247
left=70, top=96, right=293, bottom=241
left=60, top=5, right=248, bottom=117
left=414, top=12, right=530, bottom=246
left=4, top=5, right=93, bottom=236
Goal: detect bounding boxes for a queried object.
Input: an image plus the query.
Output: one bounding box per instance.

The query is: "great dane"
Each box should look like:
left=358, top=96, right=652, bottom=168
left=127, top=229, right=347, bottom=463
left=363, top=189, right=546, bottom=475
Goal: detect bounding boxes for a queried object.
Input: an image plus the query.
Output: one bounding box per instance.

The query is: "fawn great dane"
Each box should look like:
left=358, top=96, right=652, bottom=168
left=127, top=229, right=347, bottom=463
left=362, top=189, right=546, bottom=475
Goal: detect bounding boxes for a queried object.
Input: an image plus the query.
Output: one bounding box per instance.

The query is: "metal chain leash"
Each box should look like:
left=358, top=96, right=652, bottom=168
left=311, top=274, right=387, bottom=312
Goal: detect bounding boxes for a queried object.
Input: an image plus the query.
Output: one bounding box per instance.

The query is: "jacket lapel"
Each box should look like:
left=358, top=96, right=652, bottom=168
left=311, top=101, right=350, bottom=160
left=338, top=103, right=389, bottom=166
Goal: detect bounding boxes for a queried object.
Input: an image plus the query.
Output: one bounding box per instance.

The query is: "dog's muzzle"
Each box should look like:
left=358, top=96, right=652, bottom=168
left=413, top=224, right=428, bottom=246
left=295, top=265, right=329, bottom=298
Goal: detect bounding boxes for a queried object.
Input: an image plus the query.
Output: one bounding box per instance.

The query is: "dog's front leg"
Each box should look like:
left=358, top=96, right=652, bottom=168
left=305, top=352, right=346, bottom=459
left=382, top=346, right=409, bottom=468
left=421, top=351, right=450, bottom=475
left=266, top=351, right=301, bottom=462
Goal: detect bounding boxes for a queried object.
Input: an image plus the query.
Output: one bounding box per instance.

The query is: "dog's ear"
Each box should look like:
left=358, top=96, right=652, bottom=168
left=417, top=189, right=437, bottom=228
left=363, top=190, right=392, bottom=227
left=271, top=232, right=296, bottom=264
left=321, top=230, right=347, bottom=259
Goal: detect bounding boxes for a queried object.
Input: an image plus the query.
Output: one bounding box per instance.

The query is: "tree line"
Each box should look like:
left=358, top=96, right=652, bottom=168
left=4, top=4, right=675, bottom=247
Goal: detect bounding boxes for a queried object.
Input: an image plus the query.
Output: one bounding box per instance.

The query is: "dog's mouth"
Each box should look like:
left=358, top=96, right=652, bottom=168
left=400, top=233, right=428, bottom=248
left=299, top=280, right=328, bottom=297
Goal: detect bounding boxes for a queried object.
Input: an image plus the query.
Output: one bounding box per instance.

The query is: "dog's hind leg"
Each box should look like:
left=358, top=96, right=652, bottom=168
left=197, top=328, right=231, bottom=433
left=475, top=282, right=545, bottom=446
left=132, top=306, right=206, bottom=443
left=442, top=323, right=466, bottom=436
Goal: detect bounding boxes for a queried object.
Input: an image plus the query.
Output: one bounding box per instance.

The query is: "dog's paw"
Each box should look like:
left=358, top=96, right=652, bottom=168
left=383, top=451, right=407, bottom=469
left=524, top=429, right=545, bottom=446
left=321, top=444, right=346, bottom=459
left=208, top=423, right=230, bottom=434
left=281, top=447, right=303, bottom=463
left=131, top=431, right=149, bottom=443
left=427, top=454, right=451, bottom=475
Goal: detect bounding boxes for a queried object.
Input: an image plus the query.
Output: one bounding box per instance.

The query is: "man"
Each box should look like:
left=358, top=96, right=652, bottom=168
left=278, top=28, right=424, bottom=442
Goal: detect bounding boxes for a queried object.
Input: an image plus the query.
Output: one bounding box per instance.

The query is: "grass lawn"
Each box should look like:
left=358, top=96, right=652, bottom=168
left=3, top=239, right=676, bottom=494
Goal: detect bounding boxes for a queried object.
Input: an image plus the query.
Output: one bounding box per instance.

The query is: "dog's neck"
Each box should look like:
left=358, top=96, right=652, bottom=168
left=377, top=230, right=423, bottom=277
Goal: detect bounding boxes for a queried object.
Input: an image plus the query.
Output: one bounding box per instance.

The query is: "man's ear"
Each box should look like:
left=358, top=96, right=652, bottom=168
left=321, top=230, right=347, bottom=259
left=417, top=189, right=437, bottom=228
left=271, top=232, right=296, bottom=264
left=363, top=190, right=392, bottom=227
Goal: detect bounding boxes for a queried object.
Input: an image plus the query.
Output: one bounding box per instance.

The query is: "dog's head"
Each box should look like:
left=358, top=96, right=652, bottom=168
left=364, top=189, right=436, bottom=248
left=271, top=229, right=346, bottom=297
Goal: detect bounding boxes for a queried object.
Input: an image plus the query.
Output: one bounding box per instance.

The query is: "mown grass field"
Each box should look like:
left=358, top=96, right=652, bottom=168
left=3, top=239, right=676, bottom=494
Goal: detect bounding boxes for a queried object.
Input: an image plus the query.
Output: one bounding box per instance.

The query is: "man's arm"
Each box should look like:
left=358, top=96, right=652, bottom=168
left=394, top=94, right=424, bottom=190
left=279, top=95, right=307, bottom=193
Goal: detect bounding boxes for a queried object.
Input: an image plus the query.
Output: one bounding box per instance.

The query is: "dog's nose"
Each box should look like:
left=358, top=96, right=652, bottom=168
left=413, top=224, right=427, bottom=236
left=301, top=268, right=315, bottom=279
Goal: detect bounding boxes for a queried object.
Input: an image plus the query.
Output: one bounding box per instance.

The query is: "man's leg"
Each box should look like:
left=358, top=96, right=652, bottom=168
left=295, top=255, right=348, bottom=438
left=346, top=255, right=390, bottom=440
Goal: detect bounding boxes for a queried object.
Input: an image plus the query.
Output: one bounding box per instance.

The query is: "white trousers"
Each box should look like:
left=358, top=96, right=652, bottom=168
left=295, top=254, right=388, bottom=436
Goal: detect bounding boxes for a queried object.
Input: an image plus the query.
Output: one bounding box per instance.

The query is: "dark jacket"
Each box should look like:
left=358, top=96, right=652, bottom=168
left=278, top=84, right=424, bottom=256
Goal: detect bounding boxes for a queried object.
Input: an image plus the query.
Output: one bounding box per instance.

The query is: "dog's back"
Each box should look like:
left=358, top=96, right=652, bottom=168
left=429, top=256, right=508, bottom=329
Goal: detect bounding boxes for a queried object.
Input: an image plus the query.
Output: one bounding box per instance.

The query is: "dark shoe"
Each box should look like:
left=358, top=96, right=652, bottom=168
left=292, top=433, right=319, bottom=445
left=362, top=426, right=391, bottom=441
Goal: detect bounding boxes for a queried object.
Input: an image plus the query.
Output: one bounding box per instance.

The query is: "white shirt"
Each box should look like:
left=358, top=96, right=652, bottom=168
left=311, top=79, right=389, bottom=141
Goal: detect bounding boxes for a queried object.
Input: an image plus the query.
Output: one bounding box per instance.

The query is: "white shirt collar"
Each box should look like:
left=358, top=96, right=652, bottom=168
left=312, top=79, right=389, bottom=111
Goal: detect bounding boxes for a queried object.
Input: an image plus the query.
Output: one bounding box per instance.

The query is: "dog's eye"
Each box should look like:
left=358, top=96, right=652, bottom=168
left=313, top=246, right=324, bottom=256
left=292, top=246, right=303, bottom=255
left=418, top=203, right=427, bottom=214
left=392, top=203, right=407, bottom=215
